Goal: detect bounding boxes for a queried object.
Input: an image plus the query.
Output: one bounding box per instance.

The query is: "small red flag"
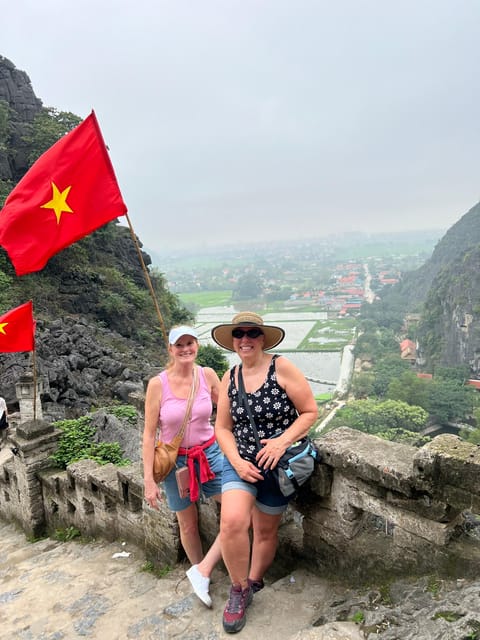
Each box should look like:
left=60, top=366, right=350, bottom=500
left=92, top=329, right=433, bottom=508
left=0, top=111, right=127, bottom=276
left=0, top=301, right=36, bottom=352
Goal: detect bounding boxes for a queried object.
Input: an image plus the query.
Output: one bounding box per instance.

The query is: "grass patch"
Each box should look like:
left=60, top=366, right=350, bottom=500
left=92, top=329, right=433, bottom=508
left=106, top=404, right=138, bottom=424
left=315, top=392, right=334, bottom=404
left=377, top=582, right=393, bottom=605
left=53, top=526, right=81, bottom=542
left=26, top=533, right=48, bottom=543
left=351, top=611, right=365, bottom=624
left=140, top=560, right=172, bottom=578
left=426, top=575, right=442, bottom=597
left=178, top=290, right=232, bottom=308
left=431, top=611, right=464, bottom=622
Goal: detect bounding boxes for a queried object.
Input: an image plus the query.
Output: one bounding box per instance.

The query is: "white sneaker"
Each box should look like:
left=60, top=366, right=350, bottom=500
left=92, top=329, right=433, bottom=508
left=186, top=564, right=212, bottom=607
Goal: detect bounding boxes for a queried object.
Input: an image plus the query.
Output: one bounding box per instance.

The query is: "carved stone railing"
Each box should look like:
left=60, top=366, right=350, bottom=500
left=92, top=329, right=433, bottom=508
left=298, top=427, right=480, bottom=580
left=0, top=418, right=217, bottom=567
left=0, top=422, right=478, bottom=581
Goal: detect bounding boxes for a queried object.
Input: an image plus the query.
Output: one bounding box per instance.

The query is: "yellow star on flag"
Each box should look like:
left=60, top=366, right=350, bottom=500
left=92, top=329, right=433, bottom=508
left=0, top=323, right=8, bottom=335
left=41, top=182, right=74, bottom=223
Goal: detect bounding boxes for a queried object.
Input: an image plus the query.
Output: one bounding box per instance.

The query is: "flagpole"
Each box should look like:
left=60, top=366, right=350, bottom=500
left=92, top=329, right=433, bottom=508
left=32, top=348, right=37, bottom=420
left=124, top=213, right=169, bottom=349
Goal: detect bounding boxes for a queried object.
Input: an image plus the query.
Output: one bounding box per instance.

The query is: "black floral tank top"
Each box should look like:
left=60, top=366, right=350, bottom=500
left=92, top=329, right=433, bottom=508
left=228, top=355, right=298, bottom=464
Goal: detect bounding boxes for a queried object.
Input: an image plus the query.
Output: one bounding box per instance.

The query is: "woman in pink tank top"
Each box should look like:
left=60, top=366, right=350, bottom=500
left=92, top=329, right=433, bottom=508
left=143, top=325, right=222, bottom=608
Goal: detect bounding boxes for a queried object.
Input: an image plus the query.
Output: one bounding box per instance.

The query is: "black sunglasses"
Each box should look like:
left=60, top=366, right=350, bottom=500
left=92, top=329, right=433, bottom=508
left=232, top=328, right=264, bottom=339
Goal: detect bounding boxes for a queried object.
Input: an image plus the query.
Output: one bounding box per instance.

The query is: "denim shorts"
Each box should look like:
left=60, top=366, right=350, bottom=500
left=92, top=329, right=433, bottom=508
left=163, top=440, right=223, bottom=512
left=222, top=456, right=290, bottom=515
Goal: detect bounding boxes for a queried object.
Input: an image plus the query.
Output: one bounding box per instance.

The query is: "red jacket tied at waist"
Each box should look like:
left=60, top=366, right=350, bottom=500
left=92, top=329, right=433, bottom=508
left=178, top=434, right=216, bottom=501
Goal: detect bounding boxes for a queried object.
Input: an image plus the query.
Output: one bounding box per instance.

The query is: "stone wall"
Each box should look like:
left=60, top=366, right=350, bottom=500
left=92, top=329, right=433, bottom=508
left=298, top=427, right=480, bottom=581
left=0, top=417, right=219, bottom=568
left=1, top=421, right=479, bottom=582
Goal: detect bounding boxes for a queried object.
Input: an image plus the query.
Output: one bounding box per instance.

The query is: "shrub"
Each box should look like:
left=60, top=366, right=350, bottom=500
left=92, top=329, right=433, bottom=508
left=51, top=414, right=130, bottom=468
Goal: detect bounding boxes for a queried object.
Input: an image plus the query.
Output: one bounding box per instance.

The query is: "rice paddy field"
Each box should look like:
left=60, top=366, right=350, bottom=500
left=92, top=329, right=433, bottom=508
left=194, top=306, right=356, bottom=396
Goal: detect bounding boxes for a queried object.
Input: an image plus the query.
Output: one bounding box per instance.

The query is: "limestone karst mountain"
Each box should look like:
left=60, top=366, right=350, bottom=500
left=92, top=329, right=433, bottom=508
left=0, top=55, right=191, bottom=417
left=366, top=200, right=480, bottom=373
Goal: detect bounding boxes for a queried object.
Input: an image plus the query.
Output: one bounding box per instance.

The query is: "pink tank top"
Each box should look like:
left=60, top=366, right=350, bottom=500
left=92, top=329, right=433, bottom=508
left=158, top=366, right=214, bottom=447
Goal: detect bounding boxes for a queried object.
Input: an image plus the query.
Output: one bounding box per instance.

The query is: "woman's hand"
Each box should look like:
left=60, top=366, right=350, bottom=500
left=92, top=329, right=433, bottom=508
left=144, top=479, right=162, bottom=510
left=234, top=458, right=264, bottom=483
left=256, top=437, right=288, bottom=470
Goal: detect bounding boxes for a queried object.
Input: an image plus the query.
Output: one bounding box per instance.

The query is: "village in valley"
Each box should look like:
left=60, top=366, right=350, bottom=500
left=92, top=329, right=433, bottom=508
left=153, top=231, right=438, bottom=320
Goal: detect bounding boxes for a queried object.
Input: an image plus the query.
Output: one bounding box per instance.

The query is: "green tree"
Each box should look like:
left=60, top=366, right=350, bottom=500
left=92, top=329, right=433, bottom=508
left=0, top=268, right=13, bottom=309
left=197, top=344, right=229, bottom=379
left=435, top=365, right=471, bottom=384
left=351, top=371, right=375, bottom=398
left=354, top=327, right=398, bottom=362
left=459, top=427, right=480, bottom=444
left=387, top=370, right=430, bottom=410
left=232, top=274, right=263, bottom=300
left=22, top=107, right=81, bottom=165
left=427, top=379, right=475, bottom=424
left=328, top=398, right=428, bottom=434
left=360, top=295, right=405, bottom=333
left=371, top=354, right=411, bottom=397
left=0, top=179, right=14, bottom=208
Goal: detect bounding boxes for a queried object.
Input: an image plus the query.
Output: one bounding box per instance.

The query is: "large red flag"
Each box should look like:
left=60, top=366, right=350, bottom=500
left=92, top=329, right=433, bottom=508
left=0, top=301, right=35, bottom=352
left=0, top=111, right=127, bottom=276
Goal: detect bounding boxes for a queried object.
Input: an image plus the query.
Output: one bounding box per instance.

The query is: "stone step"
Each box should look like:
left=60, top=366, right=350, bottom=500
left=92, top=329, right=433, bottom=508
left=0, top=519, right=364, bottom=639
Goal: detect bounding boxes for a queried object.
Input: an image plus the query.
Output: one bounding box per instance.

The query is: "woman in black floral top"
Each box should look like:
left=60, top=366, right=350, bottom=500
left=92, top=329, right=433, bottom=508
left=211, top=311, right=318, bottom=634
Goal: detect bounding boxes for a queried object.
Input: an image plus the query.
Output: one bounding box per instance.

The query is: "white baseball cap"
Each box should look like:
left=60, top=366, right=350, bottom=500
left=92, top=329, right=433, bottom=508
left=168, top=325, right=198, bottom=345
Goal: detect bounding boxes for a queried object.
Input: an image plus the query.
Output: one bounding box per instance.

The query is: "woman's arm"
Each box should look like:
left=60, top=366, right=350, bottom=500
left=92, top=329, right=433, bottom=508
left=256, top=356, right=318, bottom=470
left=203, top=366, right=221, bottom=406
left=142, top=375, right=163, bottom=508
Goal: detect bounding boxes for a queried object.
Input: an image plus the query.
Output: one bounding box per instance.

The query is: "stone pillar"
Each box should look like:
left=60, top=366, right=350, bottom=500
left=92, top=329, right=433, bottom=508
left=15, top=372, right=43, bottom=422
left=8, top=419, right=61, bottom=538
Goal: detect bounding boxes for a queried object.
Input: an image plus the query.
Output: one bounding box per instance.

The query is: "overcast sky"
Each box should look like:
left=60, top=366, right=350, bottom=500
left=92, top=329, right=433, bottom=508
left=3, top=1, right=480, bottom=252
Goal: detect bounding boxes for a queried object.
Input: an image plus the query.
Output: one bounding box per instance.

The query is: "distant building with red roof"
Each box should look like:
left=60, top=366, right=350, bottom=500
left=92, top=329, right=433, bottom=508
left=400, top=339, right=416, bottom=361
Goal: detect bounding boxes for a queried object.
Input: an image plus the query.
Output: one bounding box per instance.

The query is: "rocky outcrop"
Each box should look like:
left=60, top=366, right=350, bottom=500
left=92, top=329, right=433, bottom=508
left=0, top=55, right=42, bottom=182
left=418, top=242, right=480, bottom=373
left=0, top=56, right=41, bottom=120
left=377, top=200, right=480, bottom=373
left=0, top=315, right=158, bottom=420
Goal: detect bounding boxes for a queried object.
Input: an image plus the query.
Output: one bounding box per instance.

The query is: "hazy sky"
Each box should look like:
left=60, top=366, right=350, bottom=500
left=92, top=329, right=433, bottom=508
left=3, top=1, right=480, bottom=251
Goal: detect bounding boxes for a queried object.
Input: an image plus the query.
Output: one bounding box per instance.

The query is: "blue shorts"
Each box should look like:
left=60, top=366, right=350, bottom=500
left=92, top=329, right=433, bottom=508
left=222, top=456, right=290, bottom=515
left=163, top=441, right=223, bottom=512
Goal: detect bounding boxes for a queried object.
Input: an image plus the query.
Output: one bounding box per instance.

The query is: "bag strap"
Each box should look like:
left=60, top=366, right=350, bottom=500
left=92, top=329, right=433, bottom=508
left=175, top=365, right=198, bottom=441
left=237, top=365, right=262, bottom=451
left=237, top=365, right=313, bottom=458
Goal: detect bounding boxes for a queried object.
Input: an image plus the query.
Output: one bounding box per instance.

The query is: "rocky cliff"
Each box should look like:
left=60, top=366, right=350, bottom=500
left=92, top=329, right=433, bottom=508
left=374, top=200, right=480, bottom=373
left=0, top=55, right=42, bottom=183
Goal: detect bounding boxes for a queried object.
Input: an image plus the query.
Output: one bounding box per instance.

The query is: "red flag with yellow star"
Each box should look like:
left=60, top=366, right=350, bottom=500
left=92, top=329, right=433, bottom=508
left=0, top=111, right=127, bottom=276
left=0, top=301, right=35, bottom=352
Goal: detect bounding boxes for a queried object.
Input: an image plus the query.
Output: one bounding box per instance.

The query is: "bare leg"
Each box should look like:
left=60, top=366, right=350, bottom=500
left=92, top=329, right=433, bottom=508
left=220, top=489, right=255, bottom=590
left=248, top=507, right=283, bottom=582
left=176, top=502, right=204, bottom=564
left=182, top=494, right=222, bottom=608
left=196, top=533, right=222, bottom=577
left=196, top=494, right=222, bottom=578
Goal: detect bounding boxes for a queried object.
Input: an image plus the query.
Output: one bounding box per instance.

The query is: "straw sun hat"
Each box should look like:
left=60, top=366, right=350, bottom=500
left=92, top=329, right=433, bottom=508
left=211, top=311, right=285, bottom=352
